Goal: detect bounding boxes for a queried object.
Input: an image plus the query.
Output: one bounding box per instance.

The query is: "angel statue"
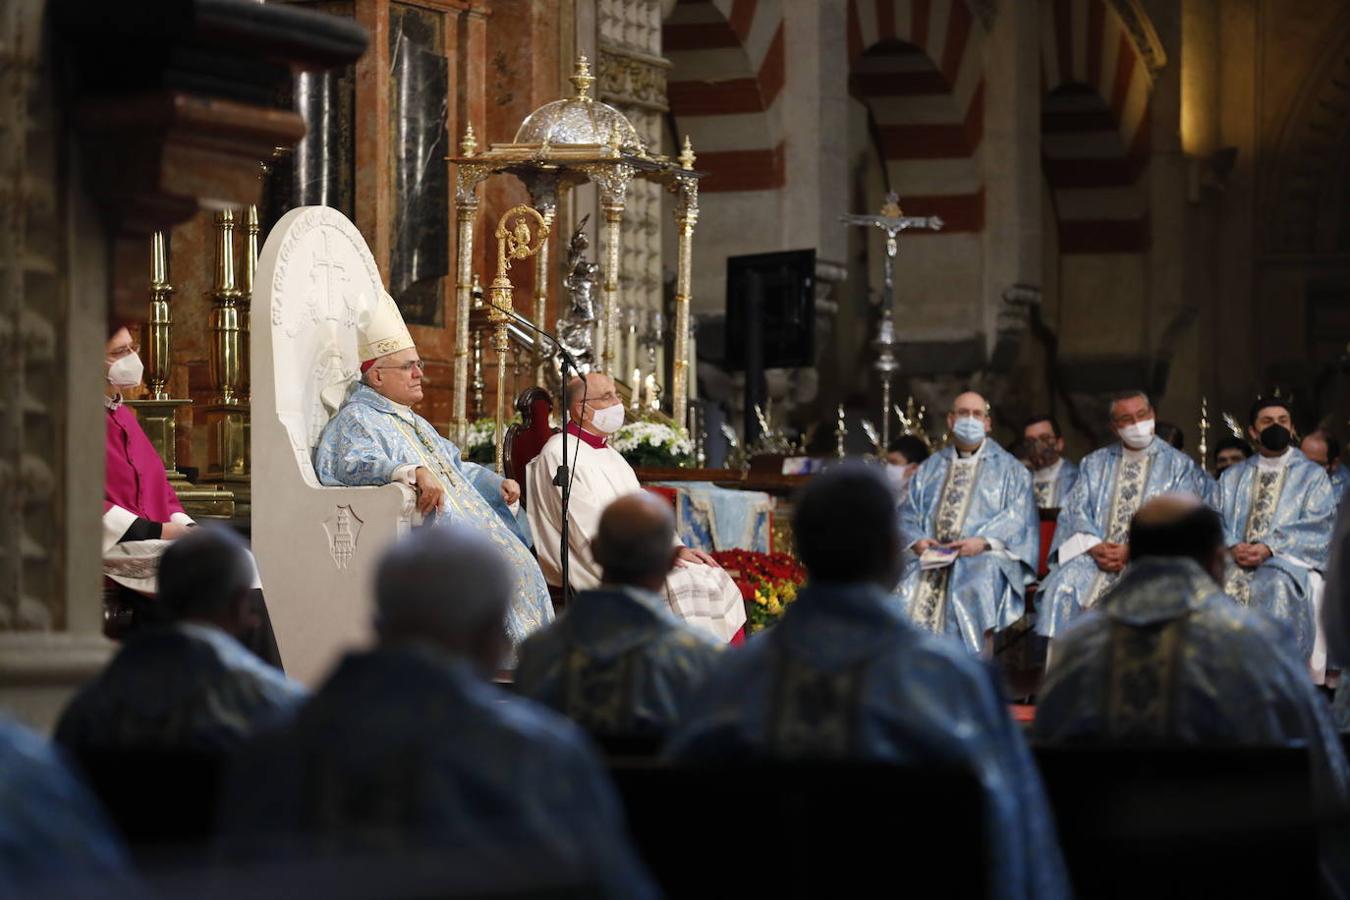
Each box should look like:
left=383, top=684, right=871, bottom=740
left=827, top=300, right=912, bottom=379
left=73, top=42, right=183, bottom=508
left=556, top=214, right=600, bottom=373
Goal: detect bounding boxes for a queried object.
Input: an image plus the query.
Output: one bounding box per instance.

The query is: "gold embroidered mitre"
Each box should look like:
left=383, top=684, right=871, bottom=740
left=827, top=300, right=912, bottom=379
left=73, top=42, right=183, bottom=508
left=357, top=290, right=415, bottom=362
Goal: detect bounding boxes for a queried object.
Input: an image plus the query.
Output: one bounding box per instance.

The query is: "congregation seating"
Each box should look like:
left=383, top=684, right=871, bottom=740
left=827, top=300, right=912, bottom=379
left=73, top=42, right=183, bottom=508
left=68, top=749, right=226, bottom=870
left=1032, top=744, right=1322, bottom=899
left=593, top=740, right=1331, bottom=899
left=608, top=760, right=988, bottom=898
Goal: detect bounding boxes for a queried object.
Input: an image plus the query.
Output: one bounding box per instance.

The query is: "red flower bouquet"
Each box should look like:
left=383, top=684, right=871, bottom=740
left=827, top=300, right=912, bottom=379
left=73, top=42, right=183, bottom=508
left=711, top=549, right=806, bottom=633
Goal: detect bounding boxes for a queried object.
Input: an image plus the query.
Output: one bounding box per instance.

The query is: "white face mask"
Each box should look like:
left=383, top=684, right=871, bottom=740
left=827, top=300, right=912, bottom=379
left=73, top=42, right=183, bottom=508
left=1118, top=418, right=1156, bottom=450
left=885, top=463, right=914, bottom=497
left=589, top=402, right=625, bottom=435
left=107, top=352, right=144, bottom=388
left=951, top=416, right=987, bottom=446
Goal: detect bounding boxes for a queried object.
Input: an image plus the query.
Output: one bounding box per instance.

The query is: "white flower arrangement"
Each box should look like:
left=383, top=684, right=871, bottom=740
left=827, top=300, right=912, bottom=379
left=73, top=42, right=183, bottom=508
left=610, top=419, right=693, bottom=467
left=464, top=418, right=497, bottom=452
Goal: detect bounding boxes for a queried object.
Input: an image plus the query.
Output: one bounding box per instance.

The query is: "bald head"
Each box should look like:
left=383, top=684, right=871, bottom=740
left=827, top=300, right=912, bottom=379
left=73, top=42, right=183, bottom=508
left=374, top=525, right=511, bottom=673
left=1128, top=493, right=1226, bottom=583
left=567, top=372, right=621, bottom=434
left=592, top=492, right=678, bottom=590
left=1301, top=432, right=1331, bottom=467
left=951, top=391, right=986, bottom=413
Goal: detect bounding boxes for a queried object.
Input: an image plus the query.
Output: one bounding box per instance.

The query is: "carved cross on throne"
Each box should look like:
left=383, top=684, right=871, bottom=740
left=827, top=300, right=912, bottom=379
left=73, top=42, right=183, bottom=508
left=309, top=230, right=356, bottom=326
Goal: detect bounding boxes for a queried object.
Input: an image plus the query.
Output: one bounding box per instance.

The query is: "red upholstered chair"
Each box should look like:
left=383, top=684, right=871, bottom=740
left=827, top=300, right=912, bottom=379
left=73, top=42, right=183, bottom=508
left=504, top=386, right=558, bottom=509
left=643, top=485, right=678, bottom=509
left=1037, top=511, right=1059, bottom=580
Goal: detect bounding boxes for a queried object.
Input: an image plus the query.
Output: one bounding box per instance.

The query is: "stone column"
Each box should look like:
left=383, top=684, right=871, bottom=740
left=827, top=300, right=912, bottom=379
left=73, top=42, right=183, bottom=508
left=981, top=0, right=1042, bottom=372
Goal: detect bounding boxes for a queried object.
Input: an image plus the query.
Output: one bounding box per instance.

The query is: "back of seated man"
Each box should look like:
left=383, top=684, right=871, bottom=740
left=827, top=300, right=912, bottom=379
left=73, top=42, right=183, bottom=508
left=667, top=464, right=1068, bottom=900
left=1034, top=495, right=1348, bottom=799
left=216, top=525, right=655, bottom=899
left=516, top=493, right=722, bottom=742
left=0, top=713, right=134, bottom=897
left=56, top=526, right=305, bottom=755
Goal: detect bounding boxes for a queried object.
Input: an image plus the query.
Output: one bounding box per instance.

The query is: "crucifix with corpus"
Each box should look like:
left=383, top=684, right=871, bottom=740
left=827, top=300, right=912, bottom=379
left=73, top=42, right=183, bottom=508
left=840, top=192, right=944, bottom=450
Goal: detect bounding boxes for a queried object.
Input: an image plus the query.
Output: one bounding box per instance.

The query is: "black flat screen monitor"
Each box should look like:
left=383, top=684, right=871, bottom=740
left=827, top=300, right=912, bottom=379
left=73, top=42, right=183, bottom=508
left=724, top=249, right=816, bottom=370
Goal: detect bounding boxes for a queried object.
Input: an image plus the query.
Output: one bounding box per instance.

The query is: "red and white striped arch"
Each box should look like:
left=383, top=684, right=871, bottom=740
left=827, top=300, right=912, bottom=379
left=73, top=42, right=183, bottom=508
left=846, top=0, right=987, bottom=232
left=664, top=0, right=785, bottom=193
left=1040, top=0, right=1154, bottom=253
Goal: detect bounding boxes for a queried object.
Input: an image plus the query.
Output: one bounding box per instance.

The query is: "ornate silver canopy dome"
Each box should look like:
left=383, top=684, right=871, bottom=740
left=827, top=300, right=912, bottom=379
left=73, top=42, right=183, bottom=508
left=512, top=55, right=643, bottom=152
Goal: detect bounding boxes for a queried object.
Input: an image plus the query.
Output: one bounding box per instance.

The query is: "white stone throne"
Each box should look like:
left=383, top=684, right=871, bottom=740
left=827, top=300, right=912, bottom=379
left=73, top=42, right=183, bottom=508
left=252, top=206, right=416, bottom=686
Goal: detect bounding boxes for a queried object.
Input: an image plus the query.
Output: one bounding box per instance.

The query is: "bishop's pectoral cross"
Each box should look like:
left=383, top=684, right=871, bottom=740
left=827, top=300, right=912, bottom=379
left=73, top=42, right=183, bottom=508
left=839, top=192, right=944, bottom=448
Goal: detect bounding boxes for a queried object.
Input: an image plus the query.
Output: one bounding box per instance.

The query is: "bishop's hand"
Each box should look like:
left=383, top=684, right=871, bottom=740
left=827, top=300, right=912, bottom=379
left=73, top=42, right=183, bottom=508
left=412, top=467, right=444, bottom=516
left=501, top=478, right=521, bottom=505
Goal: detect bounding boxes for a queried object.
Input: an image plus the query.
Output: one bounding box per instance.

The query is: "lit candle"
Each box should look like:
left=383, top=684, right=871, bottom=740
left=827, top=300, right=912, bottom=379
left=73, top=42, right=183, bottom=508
left=626, top=311, right=639, bottom=385
left=631, top=366, right=642, bottom=411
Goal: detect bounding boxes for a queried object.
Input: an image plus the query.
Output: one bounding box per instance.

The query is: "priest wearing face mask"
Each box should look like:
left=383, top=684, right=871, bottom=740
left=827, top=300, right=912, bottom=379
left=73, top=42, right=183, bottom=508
left=1036, top=390, right=1218, bottom=642
left=895, top=391, right=1039, bottom=655
left=104, top=324, right=193, bottom=553
left=1217, top=397, right=1336, bottom=669
left=103, top=324, right=282, bottom=664
left=525, top=372, right=747, bottom=643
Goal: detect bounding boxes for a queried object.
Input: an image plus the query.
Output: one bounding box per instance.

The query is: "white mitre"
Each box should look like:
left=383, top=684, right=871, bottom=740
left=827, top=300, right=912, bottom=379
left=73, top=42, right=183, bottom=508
left=357, top=290, right=415, bottom=364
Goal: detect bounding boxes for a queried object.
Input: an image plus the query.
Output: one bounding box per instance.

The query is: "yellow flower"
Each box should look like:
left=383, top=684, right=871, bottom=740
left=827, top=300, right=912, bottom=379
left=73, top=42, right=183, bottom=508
left=767, top=597, right=783, bottom=615
left=753, top=590, right=768, bottom=606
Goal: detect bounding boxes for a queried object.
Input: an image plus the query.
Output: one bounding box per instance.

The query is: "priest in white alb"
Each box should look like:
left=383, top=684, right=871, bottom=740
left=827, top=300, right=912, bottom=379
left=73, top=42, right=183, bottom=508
left=314, top=292, right=554, bottom=647
left=526, top=372, right=747, bottom=643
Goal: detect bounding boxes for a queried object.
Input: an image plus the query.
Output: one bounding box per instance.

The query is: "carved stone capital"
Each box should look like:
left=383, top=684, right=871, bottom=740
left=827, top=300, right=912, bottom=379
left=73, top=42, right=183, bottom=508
left=597, top=44, right=671, bottom=113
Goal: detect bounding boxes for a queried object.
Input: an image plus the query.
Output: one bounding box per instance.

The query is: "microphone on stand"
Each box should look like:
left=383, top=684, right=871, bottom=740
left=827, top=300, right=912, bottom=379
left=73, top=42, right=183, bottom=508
left=500, top=309, right=586, bottom=602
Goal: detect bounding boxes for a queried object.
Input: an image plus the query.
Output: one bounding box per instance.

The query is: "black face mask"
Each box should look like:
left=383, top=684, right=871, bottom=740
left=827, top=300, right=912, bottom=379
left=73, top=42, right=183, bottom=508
left=1259, top=424, right=1291, bottom=452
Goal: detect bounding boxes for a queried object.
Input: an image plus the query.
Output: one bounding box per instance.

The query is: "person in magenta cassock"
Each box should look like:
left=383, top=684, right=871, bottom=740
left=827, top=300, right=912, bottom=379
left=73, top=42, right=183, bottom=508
left=103, top=322, right=281, bottom=667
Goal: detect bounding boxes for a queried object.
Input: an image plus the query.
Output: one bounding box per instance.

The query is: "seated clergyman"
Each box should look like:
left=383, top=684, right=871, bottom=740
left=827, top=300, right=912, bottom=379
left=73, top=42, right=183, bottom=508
left=1217, top=397, right=1335, bottom=668
left=895, top=391, right=1039, bottom=655
left=1022, top=414, right=1079, bottom=511
left=1035, top=495, right=1348, bottom=851
left=1037, top=390, right=1217, bottom=642
left=56, top=526, right=306, bottom=754
left=516, top=492, right=722, bottom=741
left=668, top=464, right=1069, bottom=900
left=103, top=322, right=280, bottom=665
left=314, top=291, right=553, bottom=647
left=526, top=372, right=746, bottom=642
left=216, top=526, right=655, bottom=898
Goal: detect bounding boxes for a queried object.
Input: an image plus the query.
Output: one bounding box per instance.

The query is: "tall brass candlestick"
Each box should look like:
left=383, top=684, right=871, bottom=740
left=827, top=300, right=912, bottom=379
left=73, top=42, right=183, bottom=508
left=489, top=205, right=551, bottom=473
left=238, top=205, right=260, bottom=403
left=146, top=231, right=174, bottom=400
left=204, top=209, right=250, bottom=516
left=128, top=230, right=234, bottom=518
left=209, top=210, right=243, bottom=407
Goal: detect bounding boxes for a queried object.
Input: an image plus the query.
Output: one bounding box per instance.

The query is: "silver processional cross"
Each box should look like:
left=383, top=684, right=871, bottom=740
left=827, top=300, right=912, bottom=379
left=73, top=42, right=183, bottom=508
left=839, top=192, right=943, bottom=450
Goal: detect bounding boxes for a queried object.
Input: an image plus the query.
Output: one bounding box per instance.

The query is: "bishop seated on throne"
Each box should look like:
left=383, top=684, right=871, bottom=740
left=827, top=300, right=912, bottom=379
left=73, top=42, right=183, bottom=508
left=313, top=291, right=554, bottom=648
